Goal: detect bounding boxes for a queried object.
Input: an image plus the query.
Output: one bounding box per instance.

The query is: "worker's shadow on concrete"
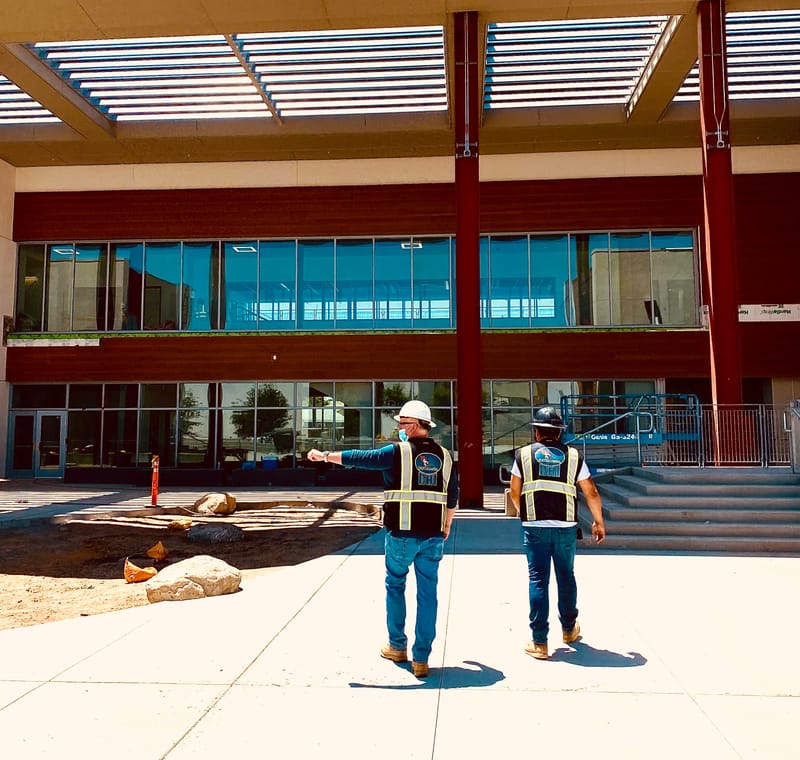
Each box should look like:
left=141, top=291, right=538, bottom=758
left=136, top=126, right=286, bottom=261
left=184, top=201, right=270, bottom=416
left=549, top=641, right=647, bottom=667
left=349, top=660, right=505, bottom=690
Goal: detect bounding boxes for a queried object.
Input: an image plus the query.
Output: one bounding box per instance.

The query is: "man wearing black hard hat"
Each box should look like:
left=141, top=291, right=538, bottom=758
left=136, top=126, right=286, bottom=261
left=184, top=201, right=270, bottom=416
left=510, top=406, right=606, bottom=660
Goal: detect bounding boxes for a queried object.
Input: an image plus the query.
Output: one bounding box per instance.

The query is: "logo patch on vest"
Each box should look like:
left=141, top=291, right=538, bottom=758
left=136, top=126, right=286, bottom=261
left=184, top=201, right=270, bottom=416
left=534, top=446, right=565, bottom=478
left=415, top=453, right=443, bottom=486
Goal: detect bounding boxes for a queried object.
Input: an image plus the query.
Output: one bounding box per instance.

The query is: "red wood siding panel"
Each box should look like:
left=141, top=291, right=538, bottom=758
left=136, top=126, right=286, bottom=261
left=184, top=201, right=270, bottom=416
left=740, top=323, right=800, bottom=377
left=5, top=334, right=458, bottom=384
left=482, top=330, right=710, bottom=378
left=12, top=186, right=457, bottom=241
left=734, top=173, right=800, bottom=304
left=480, top=176, right=704, bottom=232
left=6, top=331, right=711, bottom=384
left=12, top=177, right=705, bottom=242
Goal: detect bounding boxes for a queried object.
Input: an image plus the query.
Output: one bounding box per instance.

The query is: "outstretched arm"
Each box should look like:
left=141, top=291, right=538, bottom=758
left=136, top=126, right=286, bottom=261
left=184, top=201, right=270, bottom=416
left=578, top=477, right=606, bottom=543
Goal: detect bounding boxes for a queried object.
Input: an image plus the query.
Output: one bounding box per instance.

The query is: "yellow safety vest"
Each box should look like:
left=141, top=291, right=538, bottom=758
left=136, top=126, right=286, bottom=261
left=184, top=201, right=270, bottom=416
left=519, top=443, right=579, bottom=521
left=383, top=441, right=454, bottom=532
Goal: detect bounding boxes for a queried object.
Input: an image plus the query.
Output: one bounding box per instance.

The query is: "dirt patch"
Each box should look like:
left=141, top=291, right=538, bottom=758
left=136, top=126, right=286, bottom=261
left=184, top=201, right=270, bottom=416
left=0, top=502, right=381, bottom=631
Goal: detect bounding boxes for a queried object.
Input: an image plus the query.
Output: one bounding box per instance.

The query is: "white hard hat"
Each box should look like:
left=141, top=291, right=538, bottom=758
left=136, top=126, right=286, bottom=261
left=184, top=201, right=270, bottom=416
left=393, top=399, right=436, bottom=428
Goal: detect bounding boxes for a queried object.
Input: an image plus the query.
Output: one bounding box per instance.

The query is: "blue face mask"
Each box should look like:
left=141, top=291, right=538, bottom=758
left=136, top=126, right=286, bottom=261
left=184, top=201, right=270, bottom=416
left=398, top=429, right=409, bottom=442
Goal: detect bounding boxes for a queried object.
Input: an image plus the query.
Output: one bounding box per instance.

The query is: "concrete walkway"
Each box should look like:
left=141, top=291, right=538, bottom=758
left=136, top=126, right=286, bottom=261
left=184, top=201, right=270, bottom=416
left=0, top=482, right=798, bottom=758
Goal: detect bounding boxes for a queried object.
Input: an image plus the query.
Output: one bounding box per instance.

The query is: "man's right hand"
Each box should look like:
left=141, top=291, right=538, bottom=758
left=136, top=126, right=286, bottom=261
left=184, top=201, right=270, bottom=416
left=307, top=448, right=324, bottom=462
left=592, top=521, right=606, bottom=543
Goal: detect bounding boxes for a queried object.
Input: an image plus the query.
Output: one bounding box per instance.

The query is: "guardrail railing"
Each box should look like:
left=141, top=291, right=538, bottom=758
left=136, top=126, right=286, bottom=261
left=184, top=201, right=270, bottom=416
left=488, top=398, right=792, bottom=471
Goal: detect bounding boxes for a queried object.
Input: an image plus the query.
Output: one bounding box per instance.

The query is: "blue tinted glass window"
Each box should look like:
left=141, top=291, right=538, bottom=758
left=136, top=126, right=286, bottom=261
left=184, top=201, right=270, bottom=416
left=650, top=231, right=696, bottom=325
left=110, top=243, right=144, bottom=331
left=479, top=236, right=490, bottom=326
left=531, top=234, right=570, bottom=326
left=412, top=237, right=451, bottom=327
left=335, top=239, right=373, bottom=328
left=182, top=242, right=216, bottom=331
left=144, top=243, right=181, bottom=330
left=223, top=242, right=259, bottom=330
left=488, top=236, right=529, bottom=327
left=260, top=240, right=297, bottom=328
left=375, top=239, right=411, bottom=328
left=299, top=240, right=333, bottom=329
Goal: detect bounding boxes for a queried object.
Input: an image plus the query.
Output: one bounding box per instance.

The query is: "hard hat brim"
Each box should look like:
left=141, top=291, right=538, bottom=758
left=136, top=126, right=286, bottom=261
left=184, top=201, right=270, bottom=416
left=393, top=414, right=436, bottom=428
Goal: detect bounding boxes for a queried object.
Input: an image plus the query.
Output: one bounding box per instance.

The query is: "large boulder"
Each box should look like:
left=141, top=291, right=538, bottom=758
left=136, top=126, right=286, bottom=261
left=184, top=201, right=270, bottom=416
left=146, top=555, right=242, bottom=603
left=187, top=523, right=245, bottom=543
left=193, top=492, right=237, bottom=515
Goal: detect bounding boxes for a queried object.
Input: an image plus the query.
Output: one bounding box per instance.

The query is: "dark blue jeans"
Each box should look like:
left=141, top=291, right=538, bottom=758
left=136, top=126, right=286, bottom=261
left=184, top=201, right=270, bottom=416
left=521, top=525, right=578, bottom=645
left=384, top=532, right=445, bottom=663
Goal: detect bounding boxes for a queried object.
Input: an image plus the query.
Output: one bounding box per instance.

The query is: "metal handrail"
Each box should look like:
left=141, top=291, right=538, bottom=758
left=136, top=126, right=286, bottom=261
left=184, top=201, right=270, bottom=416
left=567, top=410, right=655, bottom=466
left=783, top=403, right=800, bottom=432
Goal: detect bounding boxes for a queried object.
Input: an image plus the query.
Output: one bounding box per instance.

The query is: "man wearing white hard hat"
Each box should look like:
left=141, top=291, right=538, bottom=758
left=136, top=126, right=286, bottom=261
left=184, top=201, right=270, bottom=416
left=308, top=399, right=458, bottom=678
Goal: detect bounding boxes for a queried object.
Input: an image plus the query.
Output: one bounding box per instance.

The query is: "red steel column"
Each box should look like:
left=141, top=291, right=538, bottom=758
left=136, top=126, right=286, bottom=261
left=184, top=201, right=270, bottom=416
left=698, top=0, right=743, bottom=406
left=454, top=11, right=483, bottom=508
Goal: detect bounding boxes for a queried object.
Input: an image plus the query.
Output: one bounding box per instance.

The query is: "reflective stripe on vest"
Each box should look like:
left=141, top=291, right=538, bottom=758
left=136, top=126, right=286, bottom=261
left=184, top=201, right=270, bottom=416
left=519, top=445, right=579, bottom=521
left=383, top=441, right=453, bottom=531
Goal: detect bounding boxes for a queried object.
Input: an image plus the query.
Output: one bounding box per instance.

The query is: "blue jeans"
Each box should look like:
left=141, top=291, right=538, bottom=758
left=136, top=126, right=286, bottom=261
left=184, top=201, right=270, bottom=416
left=384, top=531, right=445, bottom=663
left=521, top=525, right=578, bottom=645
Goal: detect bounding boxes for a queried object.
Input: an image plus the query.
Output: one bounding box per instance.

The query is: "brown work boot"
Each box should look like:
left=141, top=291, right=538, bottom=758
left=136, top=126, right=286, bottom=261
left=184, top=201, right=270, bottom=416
left=380, top=644, right=408, bottom=663
left=411, top=661, right=430, bottom=678
left=524, top=641, right=549, bottom=660
left=562, top=621, right=581, bottom=644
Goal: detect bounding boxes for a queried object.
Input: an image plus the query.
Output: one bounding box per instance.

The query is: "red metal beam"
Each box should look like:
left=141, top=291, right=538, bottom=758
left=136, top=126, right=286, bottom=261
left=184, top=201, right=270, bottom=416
left=453, top=10, right=484, bottom=508
left=698, top=0, right=743, bottom=406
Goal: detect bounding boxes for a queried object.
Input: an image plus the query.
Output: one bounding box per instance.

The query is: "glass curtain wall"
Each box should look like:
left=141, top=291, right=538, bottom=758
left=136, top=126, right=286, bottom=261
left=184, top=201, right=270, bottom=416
left=14, top=378, right=660, bottom=471
left=14, top=230, right=697, bottom=334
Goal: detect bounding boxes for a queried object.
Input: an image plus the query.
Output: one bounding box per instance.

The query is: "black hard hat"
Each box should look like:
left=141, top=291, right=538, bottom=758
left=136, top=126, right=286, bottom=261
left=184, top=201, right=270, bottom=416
left=531, top=406, right=566, bottom=429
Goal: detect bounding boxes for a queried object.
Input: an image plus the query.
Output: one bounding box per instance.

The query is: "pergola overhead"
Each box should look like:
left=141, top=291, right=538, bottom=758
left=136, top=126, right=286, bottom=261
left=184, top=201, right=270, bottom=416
left=0, top=0, right=798, bottom=166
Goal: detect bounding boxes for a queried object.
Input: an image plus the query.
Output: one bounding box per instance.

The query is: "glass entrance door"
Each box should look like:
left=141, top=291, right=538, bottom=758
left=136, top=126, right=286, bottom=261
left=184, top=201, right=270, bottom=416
left=8, top=412, right=66, bottom=478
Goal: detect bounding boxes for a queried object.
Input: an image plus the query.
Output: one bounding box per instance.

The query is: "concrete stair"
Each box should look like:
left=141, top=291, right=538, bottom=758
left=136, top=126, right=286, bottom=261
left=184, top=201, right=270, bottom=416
left=580, top=466, right=800, bottom=554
